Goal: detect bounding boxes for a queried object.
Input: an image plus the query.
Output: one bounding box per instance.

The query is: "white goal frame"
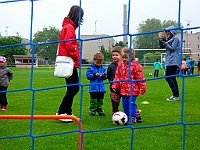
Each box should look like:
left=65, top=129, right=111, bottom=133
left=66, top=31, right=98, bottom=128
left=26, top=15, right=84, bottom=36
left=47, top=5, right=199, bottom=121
left=134, top=48, right=192, bottom=66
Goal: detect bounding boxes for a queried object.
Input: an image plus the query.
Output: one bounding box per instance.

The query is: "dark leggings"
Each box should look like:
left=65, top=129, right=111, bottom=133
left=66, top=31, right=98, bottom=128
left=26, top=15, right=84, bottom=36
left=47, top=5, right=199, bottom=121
left=154, top=70, right=159, bottom=77
left=165, top=66, right=179, bottom=97
left=0, top=86, right=8, bottom=106
left=58, top=68, right=79, bottom=115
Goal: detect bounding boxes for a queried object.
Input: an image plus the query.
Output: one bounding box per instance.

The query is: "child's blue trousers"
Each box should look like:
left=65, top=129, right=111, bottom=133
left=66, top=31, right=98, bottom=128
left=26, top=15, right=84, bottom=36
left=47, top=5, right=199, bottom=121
left=121, top=95, right=137, bottom=118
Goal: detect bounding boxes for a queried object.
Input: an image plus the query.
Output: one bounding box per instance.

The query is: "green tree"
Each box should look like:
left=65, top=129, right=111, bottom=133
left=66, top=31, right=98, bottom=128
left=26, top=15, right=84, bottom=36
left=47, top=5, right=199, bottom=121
left=134, top=18, right=184, bottom=61
left=33, top=26, right=60, bottom=62
left=134, top=18, right=162, bottom=49
left=0, top=36, right=26, bottom=64
left=114, top=41, right=127, bottom=48
left=142, top=52, right=161, bottom=65
left=134, top=18, right=184, bottom=49
left=100, top=45, right=107, bottom=60
left=100, top=45, right=112, bottom=62
left=106, top=50, right=112, bottom=62
left=162, top=20, right=183, bottom=32
left=99, top=41, right=127, bottom=62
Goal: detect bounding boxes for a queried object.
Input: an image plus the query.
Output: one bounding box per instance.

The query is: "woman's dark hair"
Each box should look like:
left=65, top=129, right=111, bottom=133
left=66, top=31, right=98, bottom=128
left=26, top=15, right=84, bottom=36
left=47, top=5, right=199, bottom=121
left=67, top=5, right=84, bottom=27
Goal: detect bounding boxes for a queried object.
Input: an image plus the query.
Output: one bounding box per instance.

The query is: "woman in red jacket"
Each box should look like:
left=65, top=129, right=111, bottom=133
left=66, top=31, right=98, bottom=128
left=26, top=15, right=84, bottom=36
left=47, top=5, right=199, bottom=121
left=112, top=47, right=146, bottom=124
left=56, top=5, right=84, bottom=122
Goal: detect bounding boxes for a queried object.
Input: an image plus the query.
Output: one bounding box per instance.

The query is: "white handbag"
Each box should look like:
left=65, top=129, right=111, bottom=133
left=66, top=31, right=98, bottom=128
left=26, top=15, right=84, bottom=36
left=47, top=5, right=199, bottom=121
left=54, top=56, right=74, bottom=78
left=54, top=44, right=74, bottom=78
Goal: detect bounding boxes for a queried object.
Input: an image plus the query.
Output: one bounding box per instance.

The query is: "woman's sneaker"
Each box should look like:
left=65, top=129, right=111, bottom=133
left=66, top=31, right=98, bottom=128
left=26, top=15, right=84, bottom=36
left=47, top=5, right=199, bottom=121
left=56, top=113, right=73, bottom=122
left=166, top=96, right=180, bottom=101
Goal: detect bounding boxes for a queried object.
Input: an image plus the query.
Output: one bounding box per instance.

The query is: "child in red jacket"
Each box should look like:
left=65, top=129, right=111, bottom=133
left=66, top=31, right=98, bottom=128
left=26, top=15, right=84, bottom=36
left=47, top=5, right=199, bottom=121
left=107, top=46, right=143, bottom=123
left=112, top=47, right=146, bottom=124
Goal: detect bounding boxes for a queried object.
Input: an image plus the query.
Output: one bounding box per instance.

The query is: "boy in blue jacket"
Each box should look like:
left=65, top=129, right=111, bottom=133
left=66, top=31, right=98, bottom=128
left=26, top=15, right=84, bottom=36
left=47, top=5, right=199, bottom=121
left=86, top=52, right=107, bottom=116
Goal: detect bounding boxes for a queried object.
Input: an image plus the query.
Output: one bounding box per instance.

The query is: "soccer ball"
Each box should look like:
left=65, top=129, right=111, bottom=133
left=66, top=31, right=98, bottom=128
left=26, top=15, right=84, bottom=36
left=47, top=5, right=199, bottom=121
left=149, top=73, right=152, bottom=76
left=112, top=111, right=128, bottom=126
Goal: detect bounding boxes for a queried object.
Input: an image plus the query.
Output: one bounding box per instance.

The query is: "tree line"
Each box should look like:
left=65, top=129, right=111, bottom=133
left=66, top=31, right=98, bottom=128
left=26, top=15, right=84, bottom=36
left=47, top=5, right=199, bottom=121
left=0, top=18, right=183, bottom=64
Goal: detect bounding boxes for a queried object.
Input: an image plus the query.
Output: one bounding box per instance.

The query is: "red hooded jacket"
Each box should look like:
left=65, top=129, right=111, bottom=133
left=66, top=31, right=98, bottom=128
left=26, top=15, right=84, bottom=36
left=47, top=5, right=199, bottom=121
left=112, top=60, right=146, bottom=96
left=58, top=17, right=80, bottom=68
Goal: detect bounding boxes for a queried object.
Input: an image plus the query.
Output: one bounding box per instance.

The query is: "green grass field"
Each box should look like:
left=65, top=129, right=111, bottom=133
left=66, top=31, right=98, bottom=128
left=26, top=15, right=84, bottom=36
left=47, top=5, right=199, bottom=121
left=0, top=66, right=199, bottom=150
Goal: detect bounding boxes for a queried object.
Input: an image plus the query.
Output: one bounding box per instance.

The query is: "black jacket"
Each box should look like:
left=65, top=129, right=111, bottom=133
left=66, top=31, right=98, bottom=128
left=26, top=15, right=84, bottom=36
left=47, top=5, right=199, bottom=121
left=107, top=61, right=120, bottom=93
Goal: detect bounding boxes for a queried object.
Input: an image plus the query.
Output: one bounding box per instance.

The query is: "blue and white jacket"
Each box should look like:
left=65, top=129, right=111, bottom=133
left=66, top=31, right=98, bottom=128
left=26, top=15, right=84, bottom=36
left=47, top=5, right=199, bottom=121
left=86, top=62, right=107, bottom=93
left=164, top=26, right=180, bottom=68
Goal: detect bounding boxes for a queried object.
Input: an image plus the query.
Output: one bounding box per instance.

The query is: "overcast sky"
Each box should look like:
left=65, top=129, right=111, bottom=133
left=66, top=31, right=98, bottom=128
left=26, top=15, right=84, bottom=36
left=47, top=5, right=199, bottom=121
left=0, top=0, right=200, bottom=41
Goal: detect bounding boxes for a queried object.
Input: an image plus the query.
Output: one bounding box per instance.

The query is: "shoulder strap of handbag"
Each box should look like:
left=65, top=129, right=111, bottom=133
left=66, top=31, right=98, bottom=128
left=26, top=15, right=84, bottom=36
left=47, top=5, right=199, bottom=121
left=56, top=44, right=59, bottom=56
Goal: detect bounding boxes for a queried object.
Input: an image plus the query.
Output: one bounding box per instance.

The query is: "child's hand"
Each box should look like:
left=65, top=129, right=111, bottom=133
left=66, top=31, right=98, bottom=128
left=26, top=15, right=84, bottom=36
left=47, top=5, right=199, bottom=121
left=95, top=73, right=100, bottom=76
left=100, top=73, right=104, bottom=77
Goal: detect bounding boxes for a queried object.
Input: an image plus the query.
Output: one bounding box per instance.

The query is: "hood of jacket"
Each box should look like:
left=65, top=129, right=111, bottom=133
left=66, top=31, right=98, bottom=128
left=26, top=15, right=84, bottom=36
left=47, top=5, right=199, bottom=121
left=58, top=17, right=80, bottom=68
left=164, top=26, right=177, bottom=36
left=62, top=17, right=77, bottom=29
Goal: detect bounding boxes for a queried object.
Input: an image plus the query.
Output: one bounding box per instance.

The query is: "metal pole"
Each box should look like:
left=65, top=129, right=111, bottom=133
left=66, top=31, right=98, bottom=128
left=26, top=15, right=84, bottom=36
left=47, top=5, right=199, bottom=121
left=187, top=20, right=190, bottom=48
left=5, top=26, right=9, bottom=37
left=95, top=20, right=97, bottom=34
left=183, top=40, right=185, bottom=52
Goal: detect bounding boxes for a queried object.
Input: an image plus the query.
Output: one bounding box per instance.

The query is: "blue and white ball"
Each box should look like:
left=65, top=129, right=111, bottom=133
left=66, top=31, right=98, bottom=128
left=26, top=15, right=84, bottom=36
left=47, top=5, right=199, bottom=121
left=112, top=111, right=128, bottom=126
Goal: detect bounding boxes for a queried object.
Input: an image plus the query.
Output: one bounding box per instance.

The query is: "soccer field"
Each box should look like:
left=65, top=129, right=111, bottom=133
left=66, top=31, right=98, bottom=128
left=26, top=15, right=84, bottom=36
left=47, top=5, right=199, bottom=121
left=0, top=67, right=199, bottom=150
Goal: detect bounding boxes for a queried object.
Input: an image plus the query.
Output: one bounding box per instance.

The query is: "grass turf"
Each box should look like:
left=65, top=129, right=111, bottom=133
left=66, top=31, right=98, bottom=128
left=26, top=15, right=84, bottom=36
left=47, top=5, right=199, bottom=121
left=0, top=67, right=199, bottom=150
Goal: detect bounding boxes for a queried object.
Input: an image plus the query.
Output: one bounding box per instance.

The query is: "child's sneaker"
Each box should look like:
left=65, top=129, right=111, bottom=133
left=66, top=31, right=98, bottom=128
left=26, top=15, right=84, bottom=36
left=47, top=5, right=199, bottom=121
left=56, top=113, right=73, bottom=122
left=166, top=96, right=180, bottom=101
left=131, top=117, right=136, bottom=124
left=1, top=106, right=7, bottom=110
left=99, top=112, right=106, bottom=116
left=89, top=113, right=95, bottom=117
left=136, top=116, right=142, bottom=123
